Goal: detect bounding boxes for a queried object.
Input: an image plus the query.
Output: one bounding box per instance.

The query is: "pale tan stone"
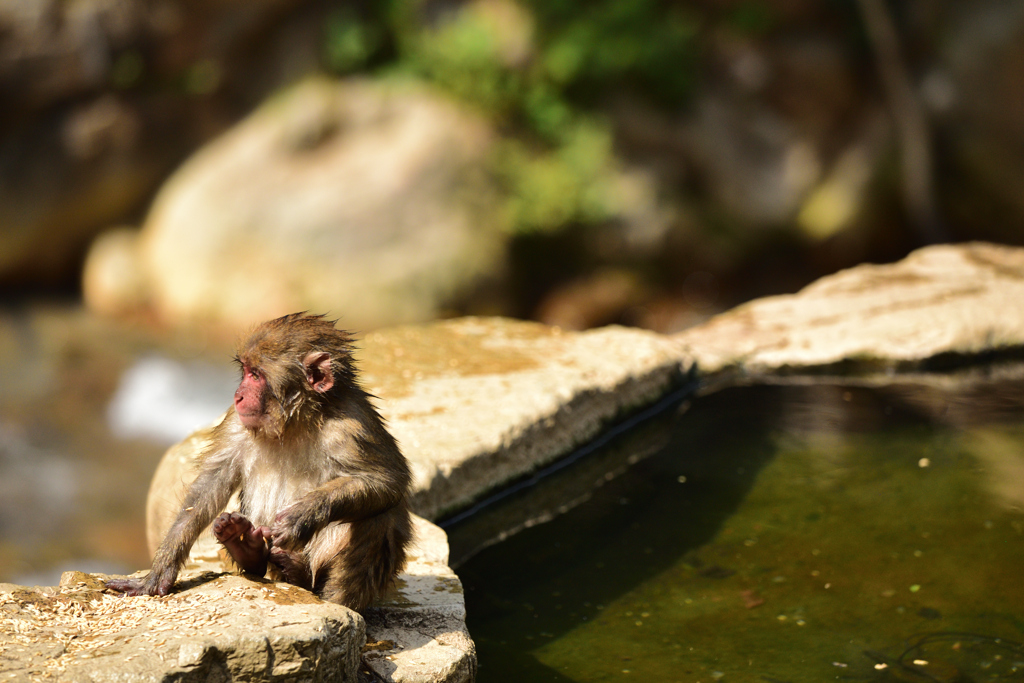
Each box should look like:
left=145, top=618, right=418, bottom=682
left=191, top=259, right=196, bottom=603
left=676, top=242, right=1024, bottom=375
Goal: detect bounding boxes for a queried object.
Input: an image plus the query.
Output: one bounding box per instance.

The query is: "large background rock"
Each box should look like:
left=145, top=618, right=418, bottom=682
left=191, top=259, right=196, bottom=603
left=83, top=77, right=506, bottom=332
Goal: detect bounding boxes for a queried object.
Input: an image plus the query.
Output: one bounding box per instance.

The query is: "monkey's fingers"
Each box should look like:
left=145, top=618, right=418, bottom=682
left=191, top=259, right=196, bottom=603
left=106, top=575, right=174, bottom=597
left=272, top=503, right=296, bottom=523
left=105, top=578, right=149, bottom=596
left=270, top=528, right=300, bottom=552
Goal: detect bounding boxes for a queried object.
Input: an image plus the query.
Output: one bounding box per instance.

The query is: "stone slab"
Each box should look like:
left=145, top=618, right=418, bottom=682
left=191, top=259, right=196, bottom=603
left=0, top=572, right=363, bottom=682
left=356, top=317, right=688, bottom=520
left=675, top=242, right=1024, bottom=376
left=360, top=517, right=476, bottom=683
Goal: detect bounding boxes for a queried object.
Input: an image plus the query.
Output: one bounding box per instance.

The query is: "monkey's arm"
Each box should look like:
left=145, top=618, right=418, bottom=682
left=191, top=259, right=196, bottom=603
left=271, top=405, right=411, bottom=551
left=107, top=453, right=241, bottom=596
left=272, top=470, right=408, bottom=550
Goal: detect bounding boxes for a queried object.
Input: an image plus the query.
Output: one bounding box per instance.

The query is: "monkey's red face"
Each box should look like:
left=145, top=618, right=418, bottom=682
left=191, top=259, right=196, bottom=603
left=235, top=365, right=267, bottom=429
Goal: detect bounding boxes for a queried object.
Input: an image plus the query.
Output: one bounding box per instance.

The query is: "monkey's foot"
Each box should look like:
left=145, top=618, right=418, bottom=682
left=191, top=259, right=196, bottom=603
left=106, top=574, right=173, bottom=597
left=213, top=512, right=270, bottom=575
left=268, top=547, right=313, bottom=590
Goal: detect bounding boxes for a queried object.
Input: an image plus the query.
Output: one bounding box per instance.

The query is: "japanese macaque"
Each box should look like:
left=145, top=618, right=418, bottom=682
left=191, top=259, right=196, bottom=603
left=107, top=313, right=412, bottom=610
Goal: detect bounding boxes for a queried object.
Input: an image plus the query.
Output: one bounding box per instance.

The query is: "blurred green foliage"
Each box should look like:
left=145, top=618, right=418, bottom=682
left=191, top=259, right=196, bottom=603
left=526, top=0, right=698, bottom=108
left=496, top=120, right=615, bottom=233
left=396, top=2, right=522, bottom=113
left=726, top=0, right=776, bottom=35
left=323, top=8, right=385, bottom=73
left=323, top=0, right=701, bottom=235
left=111, top=51, right=145, bottom=89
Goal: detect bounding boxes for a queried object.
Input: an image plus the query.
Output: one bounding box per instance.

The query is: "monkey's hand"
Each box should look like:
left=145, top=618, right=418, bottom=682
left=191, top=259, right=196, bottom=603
left=269, top=504, right=317, bottom=552
left=106, top=568, right=177, bottom=597
left=267, top=546, right=314, bottom=590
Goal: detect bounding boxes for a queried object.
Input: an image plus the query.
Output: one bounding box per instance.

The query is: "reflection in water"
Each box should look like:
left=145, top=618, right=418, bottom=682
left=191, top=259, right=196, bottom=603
left=447, top=377, right=1024, bottom=683
left=966, top=429, right=1024, bottom=510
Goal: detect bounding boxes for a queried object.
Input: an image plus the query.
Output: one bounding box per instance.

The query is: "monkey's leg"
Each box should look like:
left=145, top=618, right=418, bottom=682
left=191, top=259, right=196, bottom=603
left=213, top=512, right=270, bottom=575
left=316, top=507, right=411, bottom=611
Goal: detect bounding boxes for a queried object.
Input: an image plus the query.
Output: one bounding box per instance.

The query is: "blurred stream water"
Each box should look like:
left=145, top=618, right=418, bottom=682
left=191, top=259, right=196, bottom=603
left=0, top=306, right=237, bottom=586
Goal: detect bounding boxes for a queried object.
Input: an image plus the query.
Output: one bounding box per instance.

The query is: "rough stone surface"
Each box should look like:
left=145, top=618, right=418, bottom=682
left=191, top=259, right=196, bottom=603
left=173, top=517, right=475, bottom=683
left=84, top=76, right=505, bottom=333
left=675, top=242, right=1024, bottom=377
left=0, top=572, right=364, bottom=682
left=0, top=512, right=469, bottom=683
left=361, top=521, right=476, bottom=683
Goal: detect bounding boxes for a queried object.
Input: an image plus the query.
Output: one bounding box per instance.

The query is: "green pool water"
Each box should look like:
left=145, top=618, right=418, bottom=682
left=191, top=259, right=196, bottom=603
left=447, top=378, right=1024, bottom=682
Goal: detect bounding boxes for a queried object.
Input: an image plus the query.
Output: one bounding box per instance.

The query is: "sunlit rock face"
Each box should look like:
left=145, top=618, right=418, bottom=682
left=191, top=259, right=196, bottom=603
left=675, top=242, right=1024, bottom=376
left=85, top=76, right=506, bottom=333
left=0, top=572, right=366, bottom=682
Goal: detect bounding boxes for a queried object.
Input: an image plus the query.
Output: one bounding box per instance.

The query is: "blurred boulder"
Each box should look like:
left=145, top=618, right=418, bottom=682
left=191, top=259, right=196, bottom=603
left=82, top=227, right=151, bottom=317
left=84, top=77, right=506, bottom=332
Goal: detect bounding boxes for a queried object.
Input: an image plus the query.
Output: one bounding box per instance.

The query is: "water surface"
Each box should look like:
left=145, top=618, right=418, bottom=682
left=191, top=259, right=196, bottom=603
left=449, top=377, right=1024, bottom=682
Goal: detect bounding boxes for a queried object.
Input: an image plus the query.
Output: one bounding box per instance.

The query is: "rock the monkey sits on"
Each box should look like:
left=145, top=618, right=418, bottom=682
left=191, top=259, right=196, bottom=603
left=107, top=313, right=413, bottom=610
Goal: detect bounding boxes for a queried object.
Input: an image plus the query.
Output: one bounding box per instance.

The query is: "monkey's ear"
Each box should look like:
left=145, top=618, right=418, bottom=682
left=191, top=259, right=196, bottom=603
left=303, top=352, right=334, bottom=393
